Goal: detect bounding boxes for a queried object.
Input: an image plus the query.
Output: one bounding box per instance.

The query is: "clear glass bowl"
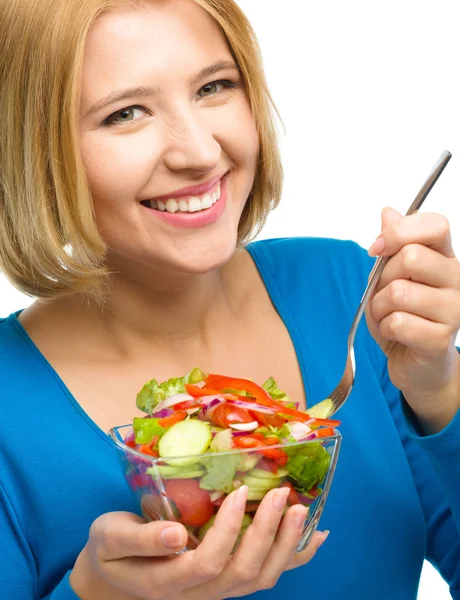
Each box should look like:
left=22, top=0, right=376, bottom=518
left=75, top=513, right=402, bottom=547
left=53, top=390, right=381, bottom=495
left=109, top=424, right=341, bottom=551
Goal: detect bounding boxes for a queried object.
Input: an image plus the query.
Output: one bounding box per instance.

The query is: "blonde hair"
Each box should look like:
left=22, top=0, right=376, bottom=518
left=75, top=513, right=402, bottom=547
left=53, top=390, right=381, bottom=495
left=0, top=0, right=283, bottom=298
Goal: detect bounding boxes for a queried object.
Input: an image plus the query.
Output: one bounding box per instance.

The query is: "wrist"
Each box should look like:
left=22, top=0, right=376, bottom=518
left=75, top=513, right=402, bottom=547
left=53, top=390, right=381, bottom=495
left=403, top=358, right=460, bottom=435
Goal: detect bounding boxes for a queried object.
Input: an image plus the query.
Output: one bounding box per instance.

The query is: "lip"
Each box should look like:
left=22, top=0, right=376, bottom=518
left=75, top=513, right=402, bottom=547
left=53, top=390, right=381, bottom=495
left=144, top=173, right=226, bottom=203
left=141, top=173, right=229, bottom=229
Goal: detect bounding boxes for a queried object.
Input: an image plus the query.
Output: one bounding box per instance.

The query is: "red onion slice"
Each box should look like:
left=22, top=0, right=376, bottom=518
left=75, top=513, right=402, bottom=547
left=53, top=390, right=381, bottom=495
left=152, top=408, right=174, bottom=419
left=229, top=421, right=259, bottom=432
left=151, top=393, right=194, bottom=415
left=226, top=400, right=276, bottom=414
left=202, top=397, right=226, bottom=418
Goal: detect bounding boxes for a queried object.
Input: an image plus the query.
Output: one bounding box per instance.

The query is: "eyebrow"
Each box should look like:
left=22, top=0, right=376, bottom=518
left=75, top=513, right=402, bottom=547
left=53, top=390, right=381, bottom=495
left=82, top=60, right=240, bottom=118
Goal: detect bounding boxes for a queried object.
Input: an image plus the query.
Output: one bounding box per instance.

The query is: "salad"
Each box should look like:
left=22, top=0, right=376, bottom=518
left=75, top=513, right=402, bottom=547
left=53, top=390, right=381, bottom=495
left=120, top=368, right=341, bottom=544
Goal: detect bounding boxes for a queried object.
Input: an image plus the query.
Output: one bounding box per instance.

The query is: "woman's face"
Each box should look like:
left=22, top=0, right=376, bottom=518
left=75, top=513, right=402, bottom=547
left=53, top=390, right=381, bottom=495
left=79, top=0, right=259, bottom=278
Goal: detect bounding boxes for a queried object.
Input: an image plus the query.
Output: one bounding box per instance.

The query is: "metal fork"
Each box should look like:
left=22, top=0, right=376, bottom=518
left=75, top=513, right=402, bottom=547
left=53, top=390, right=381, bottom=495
left=322, top=150, right=452, bottom=419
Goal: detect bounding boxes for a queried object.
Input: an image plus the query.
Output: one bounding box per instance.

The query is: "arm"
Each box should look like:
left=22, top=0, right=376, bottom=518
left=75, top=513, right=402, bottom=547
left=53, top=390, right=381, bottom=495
left=0, top=481, right=80, bottom=600
left=381, top=365, right=460, bottom=596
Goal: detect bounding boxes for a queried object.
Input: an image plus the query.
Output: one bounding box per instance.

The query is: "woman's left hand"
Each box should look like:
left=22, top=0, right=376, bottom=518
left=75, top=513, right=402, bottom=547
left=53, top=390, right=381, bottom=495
left=365, top=206, right=460, bottom=434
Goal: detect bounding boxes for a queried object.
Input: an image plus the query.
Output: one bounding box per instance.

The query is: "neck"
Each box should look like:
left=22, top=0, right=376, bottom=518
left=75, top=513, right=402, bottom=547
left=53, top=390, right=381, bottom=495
left=49, top=251, right=246, bottom=362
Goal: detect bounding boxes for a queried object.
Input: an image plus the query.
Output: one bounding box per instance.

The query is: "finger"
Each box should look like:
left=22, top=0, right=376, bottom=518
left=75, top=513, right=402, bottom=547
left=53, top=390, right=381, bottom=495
left=370, top=280, right=460, bottom=327
left=285, top=530, right=330, bottom=571
left=369, top=209, right=455, bottom=259
left=90, top=511, right=188, bottom=560
left=220, top=487, right=290, bottom=589
left=379, top=312, right=455, bottom=357
left=249, top=504, right=311, bottom=590
left=190, top=486, right=248, bottom=577
left=103, top=488, right=249, bottom=600
left=375, top=244, right=460, bottom=291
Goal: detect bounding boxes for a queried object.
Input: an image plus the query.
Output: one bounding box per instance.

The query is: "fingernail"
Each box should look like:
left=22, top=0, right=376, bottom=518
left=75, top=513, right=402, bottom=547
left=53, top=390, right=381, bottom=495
left=161, top=526, right=185, bottom=548
left=368, top=236, right=385, bottom=257
left=233, top=485, right=248, bottom=510
left=294, top=506, right=308, bottom=529
left=317, top=530, right=330, bottom=548
left=273, top=487, right=290, bottom=511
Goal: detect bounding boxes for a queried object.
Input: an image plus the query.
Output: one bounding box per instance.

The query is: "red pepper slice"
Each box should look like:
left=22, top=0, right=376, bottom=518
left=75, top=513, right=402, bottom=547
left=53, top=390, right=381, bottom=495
left=171, top=398, right=204, bottom=411
left=185, top=384, right=223, bottom=398
left=125, top=439, right=136, bottom=449
left=158, top=411, right=187, bottom=427
left=311, top=417, right=341, bottom=427
left=138, top=444, right=158, bottom=456
left=204, top=374, right=312, bottom=423
left=259, top=447, right=288, bottom=463
left=315, top=426, right=336, bottom=438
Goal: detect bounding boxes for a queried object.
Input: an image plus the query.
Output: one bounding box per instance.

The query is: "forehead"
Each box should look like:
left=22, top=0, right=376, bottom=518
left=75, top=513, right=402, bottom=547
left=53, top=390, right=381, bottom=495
left=81, top=0, right=232, bottom=99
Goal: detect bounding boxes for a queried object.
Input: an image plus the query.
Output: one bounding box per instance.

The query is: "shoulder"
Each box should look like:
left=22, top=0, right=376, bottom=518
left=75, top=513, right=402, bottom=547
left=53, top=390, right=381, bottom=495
left=246, top=236, right=375, bottom=301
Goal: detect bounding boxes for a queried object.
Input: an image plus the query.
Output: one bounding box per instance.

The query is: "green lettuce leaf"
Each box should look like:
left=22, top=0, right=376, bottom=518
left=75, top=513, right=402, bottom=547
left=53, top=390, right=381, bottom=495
left=284, top=442, right=331, bottom=492
left=262, top=377, right=296, bottom=408
left=133, top=417, right=167, bottom=444
left=136, top=368, right=207, bottom=413
left=199, top=453, right=241, bottom=493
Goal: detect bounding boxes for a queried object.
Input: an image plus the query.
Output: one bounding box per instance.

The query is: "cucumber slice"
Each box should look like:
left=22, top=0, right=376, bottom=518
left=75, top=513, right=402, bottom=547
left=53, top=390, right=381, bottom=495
left=247, top=487, right=270, bottom=501
left=307, top=398, right=334, bottom=419
left=243, top=475, right=282, bottom=489
left=151, top=464, right=206, bottom=479
left=248, top=467, right=288, bottom=479
left=159, top=419, right=212, bottom=466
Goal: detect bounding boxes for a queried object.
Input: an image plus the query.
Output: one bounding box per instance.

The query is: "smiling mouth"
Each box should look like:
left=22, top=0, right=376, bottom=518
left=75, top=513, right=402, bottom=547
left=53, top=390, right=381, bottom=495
left=140, top=178, right=222, bottom=214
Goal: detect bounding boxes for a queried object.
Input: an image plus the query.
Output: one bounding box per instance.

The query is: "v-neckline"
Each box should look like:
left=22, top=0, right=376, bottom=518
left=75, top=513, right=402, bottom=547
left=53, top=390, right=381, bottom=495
left=8, top=241, right=312, bottom=448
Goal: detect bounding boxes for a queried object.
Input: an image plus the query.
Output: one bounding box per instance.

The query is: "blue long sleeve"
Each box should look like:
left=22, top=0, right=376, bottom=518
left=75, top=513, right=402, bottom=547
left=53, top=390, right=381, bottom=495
left=1, top=236, right=459, bottom=599
left=0, top=482, right=79, bottom=599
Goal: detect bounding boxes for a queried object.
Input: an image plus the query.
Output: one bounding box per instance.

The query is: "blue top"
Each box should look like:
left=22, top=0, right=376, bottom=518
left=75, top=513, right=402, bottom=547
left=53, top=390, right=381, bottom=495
left=1, top=237, right=459, bottom=600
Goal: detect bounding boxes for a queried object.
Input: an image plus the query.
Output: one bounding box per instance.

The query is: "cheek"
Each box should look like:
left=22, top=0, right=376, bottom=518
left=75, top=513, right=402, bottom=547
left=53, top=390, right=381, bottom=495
left=213, top=96, right=259, bottom=172
left=79, top=130, right=159, bottom=205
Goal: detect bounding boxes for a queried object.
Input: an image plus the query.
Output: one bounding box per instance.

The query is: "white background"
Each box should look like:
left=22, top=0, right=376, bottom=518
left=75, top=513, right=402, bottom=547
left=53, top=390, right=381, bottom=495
left=0, top=0, right=458, bottom=597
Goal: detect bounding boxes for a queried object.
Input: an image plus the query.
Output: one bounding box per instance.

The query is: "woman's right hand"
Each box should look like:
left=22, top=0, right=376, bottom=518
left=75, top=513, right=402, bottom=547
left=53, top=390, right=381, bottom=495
left=69, top=486, right=328, bottom=600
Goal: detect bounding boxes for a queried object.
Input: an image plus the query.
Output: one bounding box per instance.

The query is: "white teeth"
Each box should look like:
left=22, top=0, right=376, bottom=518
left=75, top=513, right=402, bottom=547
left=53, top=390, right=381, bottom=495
left=201, top=193, right=212, bottom=210
left=166, top=199, right=178, bottom=213
left=149, top=178, right=222, bottom=213
left=188, top=196, right=202, bottom=212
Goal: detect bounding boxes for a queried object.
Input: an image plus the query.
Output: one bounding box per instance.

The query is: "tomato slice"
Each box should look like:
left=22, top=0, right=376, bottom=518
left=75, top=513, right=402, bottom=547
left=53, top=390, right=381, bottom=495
left=164, top=479, right=214, bottom=528
left=233, top=436, right=260, bottom=449
left=210, top=403, right=255, bottom=428
left=253, top=411, right=287, bottom=429
left=158, top=411, right=187, bottom=427
left=281, top=482, right=301, bottom=506
left=257, top=459, right=279, bottom=475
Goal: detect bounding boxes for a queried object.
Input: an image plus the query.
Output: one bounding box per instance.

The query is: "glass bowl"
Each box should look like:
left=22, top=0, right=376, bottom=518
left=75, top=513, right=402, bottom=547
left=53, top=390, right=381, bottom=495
left=109, top=424, right=341, bottom=552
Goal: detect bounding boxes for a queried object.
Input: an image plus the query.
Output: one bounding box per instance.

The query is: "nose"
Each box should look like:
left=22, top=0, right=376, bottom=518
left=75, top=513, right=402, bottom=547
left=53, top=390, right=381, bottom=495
left=162, top=110, right=221, bottom=174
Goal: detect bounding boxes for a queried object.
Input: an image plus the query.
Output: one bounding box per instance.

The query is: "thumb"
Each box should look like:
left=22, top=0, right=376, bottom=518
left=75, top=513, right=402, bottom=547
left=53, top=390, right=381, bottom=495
left=381, top=206, right=403, bottom=228
left=90, top=511, right=189, bottom=560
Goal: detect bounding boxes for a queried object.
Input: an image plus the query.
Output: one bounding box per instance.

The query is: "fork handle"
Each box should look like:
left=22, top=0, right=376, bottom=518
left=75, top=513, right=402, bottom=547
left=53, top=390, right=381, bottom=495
left=348, top=150, right=452, bottom=347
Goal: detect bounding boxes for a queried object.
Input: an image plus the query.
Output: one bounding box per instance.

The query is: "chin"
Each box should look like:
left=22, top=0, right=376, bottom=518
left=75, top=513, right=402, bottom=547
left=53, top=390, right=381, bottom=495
left=167, top=233, right=239, bottom=276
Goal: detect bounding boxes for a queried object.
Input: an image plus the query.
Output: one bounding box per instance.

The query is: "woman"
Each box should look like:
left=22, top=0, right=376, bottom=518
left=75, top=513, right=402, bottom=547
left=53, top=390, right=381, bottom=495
left=0, top=0, right=459, bottom=598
